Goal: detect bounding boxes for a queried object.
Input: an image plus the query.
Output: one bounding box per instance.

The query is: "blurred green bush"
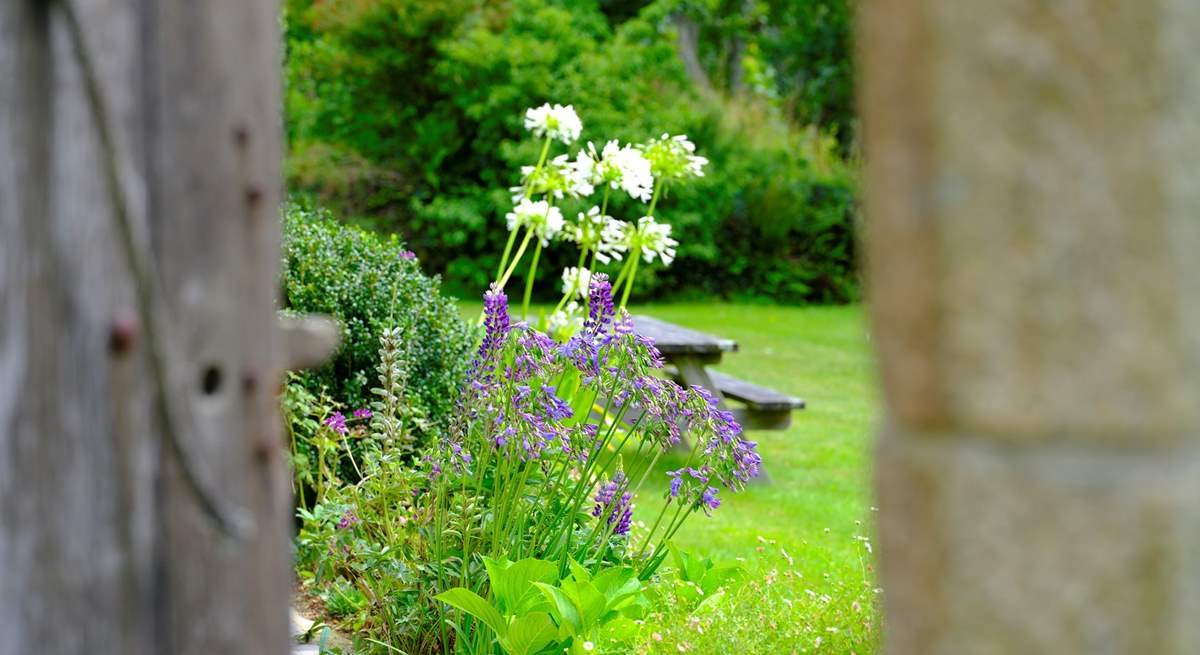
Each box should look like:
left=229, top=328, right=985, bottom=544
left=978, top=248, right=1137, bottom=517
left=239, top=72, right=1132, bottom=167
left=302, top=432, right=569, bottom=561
left=282, top=203, right=474, bottom=441
left=284, top=0, right=859, bottom=304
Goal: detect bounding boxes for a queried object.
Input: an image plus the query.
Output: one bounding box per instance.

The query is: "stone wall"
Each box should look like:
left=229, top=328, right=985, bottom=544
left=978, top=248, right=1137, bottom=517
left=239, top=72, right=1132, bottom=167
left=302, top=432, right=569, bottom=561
left=859, top=1, right=1200, bottom=652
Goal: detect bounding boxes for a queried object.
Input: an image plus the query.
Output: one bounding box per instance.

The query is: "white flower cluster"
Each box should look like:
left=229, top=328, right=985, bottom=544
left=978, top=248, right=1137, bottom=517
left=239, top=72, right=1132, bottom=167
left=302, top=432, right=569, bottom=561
left=640, top=133, right=708, bottom=181
left=574, top=140, right=654, bottom=202
left=563, top=206, right=627, bottom=264
left=560, top=267, right=592, bottom=300
left=623, top=216, right=678, bottom=265
left=524, top=103, right=583, bottom=145
left=513, top=154, right=593, bottom=202
left=546, top=301, right=584, bottom=339
left=505, top=198, right=564, bottom=246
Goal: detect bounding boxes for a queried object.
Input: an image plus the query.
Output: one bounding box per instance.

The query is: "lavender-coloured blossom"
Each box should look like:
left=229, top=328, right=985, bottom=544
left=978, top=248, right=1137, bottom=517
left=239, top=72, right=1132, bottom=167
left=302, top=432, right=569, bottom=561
left=337, top=509, right=360, bottom=530
left=353, top=408, right=372, bottom=419
left=584, top=274, right=614, bottom=337
left=399, top=250, right=417, bottom=261
left=593, top=472, right=634, bottom=536
left=701, top=487, right=721, bottom=514
left=476, top=284, right=511, bottom=367
left=325, top=411, right=348, bottom=435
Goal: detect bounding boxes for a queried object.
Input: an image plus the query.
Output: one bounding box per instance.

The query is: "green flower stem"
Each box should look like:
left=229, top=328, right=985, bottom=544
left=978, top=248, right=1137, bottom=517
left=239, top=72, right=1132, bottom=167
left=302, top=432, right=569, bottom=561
left=613, top=181, right=662, bottom=309
left=610, top=254, right=636, bottom=296
left=495, top=228, right=520, bottom=280
left=522, top=240, right=543, bottom=321
left=496, top=228, right=533, bottom=289
left=553, top=246, right=590, bottom=314
left=618, top=255, right=639, bottom=310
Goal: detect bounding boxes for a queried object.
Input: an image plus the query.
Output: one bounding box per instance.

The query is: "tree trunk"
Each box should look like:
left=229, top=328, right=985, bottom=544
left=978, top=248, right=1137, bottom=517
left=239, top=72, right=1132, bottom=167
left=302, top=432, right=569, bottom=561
left=0, top=1, right=289, bottom=653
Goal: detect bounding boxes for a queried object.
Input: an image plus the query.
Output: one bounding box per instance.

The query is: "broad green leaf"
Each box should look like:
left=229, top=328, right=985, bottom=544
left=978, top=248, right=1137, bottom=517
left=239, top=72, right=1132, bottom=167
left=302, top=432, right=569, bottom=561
left=598, top=616, right=640, bottom=644
left=591, top=567, right=640, bottom=606
left=534, top=583, right=581, bottom=633
left=700, top=563, right=747, bottom=596
left=489, top=557, right=559, bottom=614
left=567, top=558, right=591, bottom=584
left=435, top=588, right=506, bottom=638
left=694, top=589, right=727, bottom=615
left=561, top=580, right=607, bottom=631
left=500, top=612, right=560, bottom=655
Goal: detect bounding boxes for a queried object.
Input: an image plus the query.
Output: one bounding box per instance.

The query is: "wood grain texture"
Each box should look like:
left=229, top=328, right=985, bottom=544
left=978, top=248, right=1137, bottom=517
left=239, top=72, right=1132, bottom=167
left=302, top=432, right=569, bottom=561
left=0, top=1, right=287, bottom=653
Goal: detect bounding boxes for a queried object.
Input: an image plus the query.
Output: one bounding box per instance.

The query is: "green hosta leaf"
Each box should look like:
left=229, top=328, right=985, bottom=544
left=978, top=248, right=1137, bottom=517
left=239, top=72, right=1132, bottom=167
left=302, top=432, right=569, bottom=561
left=693, top=589, right=727, bottom=615
left=598, top=616, right=640, bottom=644
left=700, top=563, right=747, bottom=596
left=435, top=588, right=506, bottom=638
left=486, top=557, right=559, bottom=615
left=591, top=567, right=640, bottom=607
left=567, top=558, right=591, bottom=584
left=500, top=612, right=560, bottom=655
left=534, top=583, right=581, bottom=633
left=561, top=580, right=607, bottom=631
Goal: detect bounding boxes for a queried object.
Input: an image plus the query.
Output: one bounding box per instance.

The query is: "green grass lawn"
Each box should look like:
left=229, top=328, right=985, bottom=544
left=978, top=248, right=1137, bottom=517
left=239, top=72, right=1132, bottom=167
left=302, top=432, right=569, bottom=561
left=458, top=299, right=881, bottom=653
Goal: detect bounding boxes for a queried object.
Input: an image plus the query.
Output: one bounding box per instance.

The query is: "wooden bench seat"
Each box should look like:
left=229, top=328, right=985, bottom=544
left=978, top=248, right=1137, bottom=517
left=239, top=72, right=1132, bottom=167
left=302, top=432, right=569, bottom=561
left=663, top=366, right=806, bottom=430
left=706, top=370, right=806, bottom=430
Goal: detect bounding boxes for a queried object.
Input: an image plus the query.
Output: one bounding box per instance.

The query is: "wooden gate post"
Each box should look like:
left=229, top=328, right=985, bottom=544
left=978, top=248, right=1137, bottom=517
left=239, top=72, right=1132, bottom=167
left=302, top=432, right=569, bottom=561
left=0, top=1, right=304, bottom=653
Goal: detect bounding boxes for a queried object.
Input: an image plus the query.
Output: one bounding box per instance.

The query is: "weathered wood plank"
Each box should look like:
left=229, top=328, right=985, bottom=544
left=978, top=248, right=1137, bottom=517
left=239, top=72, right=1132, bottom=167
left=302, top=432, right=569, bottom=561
left=0, top=1, right=288, bottom=653
left=632, top=314, right=738, bottom=356
left=706, top=370, right=806, bottom=412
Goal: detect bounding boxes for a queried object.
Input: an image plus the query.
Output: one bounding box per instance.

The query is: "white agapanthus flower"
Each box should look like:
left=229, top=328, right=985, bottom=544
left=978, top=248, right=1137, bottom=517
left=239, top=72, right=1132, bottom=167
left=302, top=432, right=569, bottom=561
left=512, top=154, right=593, bottom=202
left=546, top=301, right=584, bottom=339
left=560, top=266, right=592, bottom=300
left=622, top=216, right=678, bottom=265
left=505, top=198, right=565, bottom=246
left=523, top=103, right=583, bottom=145
left=574, top=140, right=654, bottom=202
left=563, top=206, right=629, bottom=264
left=640, top=133, right=708, bottom=182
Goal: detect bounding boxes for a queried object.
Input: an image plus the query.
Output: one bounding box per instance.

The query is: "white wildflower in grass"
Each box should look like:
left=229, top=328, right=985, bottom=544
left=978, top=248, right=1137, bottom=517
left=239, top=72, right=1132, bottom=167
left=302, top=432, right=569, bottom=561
left=623, top=215, right=678, bottom=265
left=640, top=133, right=708, bottom=182
left=513, top=154, right=593, bottom=202
left=560, top=267, right=592, bottom=300
left=523, top=103, right=583, bottom=145
left=576, top=140, right=654, bottom=202
left=564, top=207, right=629, bottom=264
left=505, top=198, right=564, bottom=246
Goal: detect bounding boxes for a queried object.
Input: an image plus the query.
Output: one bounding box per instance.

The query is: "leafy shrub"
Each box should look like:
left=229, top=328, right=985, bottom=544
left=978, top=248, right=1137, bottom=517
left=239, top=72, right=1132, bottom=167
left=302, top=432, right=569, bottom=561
left=284, top=0, right=860, bottom=304
left=282, top=203, right=474, bottom=444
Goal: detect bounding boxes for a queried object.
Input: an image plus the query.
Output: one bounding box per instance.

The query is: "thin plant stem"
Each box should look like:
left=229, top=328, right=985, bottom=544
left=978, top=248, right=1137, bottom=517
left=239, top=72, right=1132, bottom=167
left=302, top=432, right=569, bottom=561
left=496, top=228, right=519, bottom=280
left=522, top=241, right=543, bottom=321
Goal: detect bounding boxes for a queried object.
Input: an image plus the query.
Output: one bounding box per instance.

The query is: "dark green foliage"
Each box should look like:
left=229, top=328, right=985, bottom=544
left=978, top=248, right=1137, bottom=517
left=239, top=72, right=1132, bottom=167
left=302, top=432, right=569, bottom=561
left=284, top=0, right=859, bottom=304
left=281, top=203, right=474, bottom=438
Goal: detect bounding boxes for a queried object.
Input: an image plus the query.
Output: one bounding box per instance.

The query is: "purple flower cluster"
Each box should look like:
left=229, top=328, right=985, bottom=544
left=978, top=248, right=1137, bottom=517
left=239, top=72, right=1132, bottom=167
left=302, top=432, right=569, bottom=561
left=476, top=284, right=511, bottom=368
left=337, top=509, right=360, bottom=530
left=353, top=408, right=373, bottom=419
left=325, top=412, right=348, bottom=435
left=593, top=472, right=633, bottom=536
left=399, top=250, right=417, bottom=261
left=584, top=273, right=614, bottom=337
left=667, top=467, right=721, bottom=515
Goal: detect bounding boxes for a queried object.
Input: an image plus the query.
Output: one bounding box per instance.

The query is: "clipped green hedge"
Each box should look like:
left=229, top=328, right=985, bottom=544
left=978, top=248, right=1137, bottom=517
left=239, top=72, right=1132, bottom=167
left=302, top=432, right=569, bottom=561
left=282, top=203, right=475, bottom=440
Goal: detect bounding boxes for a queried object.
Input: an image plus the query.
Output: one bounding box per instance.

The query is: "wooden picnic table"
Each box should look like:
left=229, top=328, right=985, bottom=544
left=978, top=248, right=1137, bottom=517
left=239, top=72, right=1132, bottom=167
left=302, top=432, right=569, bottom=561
left=631, top=315, right=805, bottom=431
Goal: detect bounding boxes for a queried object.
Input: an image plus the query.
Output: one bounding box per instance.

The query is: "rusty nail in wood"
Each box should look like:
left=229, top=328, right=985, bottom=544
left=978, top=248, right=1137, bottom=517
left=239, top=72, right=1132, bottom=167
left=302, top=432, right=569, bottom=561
left=254, top=439, right=274, bottom=463
left=109, top=315, right=139, bottom=354
left=244, top=183, right=263, bottom=206
left=233, top=124, right=249, bottom=147
left=241, top=369, right=258, bottom=393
